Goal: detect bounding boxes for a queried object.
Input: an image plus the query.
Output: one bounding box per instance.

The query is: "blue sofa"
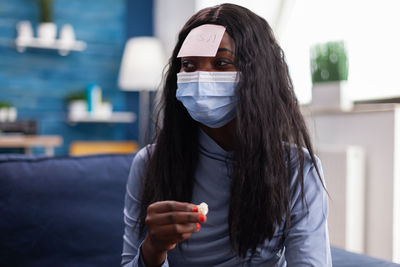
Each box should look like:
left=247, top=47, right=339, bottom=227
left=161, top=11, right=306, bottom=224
left=0, top=153, right=398, bottom=266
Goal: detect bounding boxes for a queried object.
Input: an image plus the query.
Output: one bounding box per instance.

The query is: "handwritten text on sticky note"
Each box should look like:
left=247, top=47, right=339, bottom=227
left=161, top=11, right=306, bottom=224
left=177, top=24, right=226, bottom=57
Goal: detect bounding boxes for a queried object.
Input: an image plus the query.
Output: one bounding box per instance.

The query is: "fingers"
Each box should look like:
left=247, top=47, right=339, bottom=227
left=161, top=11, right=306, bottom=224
left=148, top=211, right=205, bottom=225
left=144, top=200, right=206, bottom=253
left=146, top=201, right=207, bottom=230
left=148, top=200, right=196, bottom=214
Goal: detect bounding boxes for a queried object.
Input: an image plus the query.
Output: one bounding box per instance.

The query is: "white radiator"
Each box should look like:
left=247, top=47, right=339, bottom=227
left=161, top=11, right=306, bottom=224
left=317, top=145, right=366, bottom=254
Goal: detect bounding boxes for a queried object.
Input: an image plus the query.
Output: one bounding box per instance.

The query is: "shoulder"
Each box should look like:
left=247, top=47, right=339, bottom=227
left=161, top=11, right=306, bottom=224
left=127, top=144, right=155, bottom=197
left=130, top=144, right=155, bottom=170
left=286, top=145, right=322, bottom=179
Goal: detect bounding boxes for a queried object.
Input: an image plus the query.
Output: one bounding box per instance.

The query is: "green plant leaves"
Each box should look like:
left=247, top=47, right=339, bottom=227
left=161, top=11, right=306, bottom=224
left=310, top=40, right=348, bottom=84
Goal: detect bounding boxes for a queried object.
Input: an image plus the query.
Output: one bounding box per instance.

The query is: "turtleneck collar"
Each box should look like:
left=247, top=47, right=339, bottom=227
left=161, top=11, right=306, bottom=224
left=198, top=128, right=233, bottom=161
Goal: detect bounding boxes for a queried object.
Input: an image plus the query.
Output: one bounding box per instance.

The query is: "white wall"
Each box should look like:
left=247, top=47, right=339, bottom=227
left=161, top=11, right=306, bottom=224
left=153, top=0, right=197, bottom=57
left=154, top=0, right=285, bottom=60
left=196, top=0, right=283, bottom=30
left=280, top=0, right=400, bottom=103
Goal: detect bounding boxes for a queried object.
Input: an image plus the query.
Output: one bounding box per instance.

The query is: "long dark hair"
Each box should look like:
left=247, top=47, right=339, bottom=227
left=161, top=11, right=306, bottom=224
left=138, top=3, right=322, bottom=258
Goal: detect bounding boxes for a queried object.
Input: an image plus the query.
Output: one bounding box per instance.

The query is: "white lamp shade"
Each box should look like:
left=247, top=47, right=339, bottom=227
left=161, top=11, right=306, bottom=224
left=118, top=37, right=166, bottom=91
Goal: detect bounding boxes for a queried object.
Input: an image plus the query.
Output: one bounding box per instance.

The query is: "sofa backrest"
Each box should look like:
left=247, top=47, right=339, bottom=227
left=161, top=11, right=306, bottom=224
left=0, top=153, right=134, bottom=267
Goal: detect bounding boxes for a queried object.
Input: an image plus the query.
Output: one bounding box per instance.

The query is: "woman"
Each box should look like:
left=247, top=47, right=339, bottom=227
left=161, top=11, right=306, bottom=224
left=122, top=3, right=331, bottom=267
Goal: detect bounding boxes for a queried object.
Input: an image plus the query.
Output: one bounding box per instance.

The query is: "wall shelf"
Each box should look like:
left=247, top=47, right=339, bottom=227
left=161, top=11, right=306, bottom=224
left=15, top=38, right=87, bottom=56
left=68, top=112, right=136, bottom=124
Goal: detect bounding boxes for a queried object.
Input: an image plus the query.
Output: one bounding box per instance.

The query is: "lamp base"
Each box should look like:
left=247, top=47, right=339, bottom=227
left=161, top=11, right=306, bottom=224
left=138, top=90, right=151, bottom=147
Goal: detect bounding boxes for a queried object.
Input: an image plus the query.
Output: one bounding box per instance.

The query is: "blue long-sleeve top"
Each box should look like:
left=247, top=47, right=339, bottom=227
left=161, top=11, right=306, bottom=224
left=122, top=129, right=332, bottom=266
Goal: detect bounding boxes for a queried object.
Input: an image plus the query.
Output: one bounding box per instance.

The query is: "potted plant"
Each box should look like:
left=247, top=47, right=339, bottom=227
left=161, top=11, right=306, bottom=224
left=0, top=101, right=17, bottom=122
left=36, top=0, right=57, bottom=44
left=65, top=91, right=87, bottom=120
left=309, top=40, right=351, bottom=111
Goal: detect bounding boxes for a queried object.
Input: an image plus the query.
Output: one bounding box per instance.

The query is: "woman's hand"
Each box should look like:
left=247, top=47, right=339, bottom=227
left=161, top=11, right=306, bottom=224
left=141, top=200, right=207, bottom=267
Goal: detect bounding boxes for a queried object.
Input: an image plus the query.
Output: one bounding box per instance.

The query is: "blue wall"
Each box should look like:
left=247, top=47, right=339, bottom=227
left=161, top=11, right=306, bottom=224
left=0, top=0, right=153, bottom=155
left=126, top=0, right=153, bottom=38
left=124, top=0, right=153, bottom=141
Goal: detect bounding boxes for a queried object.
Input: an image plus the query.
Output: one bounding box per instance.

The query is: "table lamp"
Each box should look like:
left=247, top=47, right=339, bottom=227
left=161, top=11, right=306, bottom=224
left=118, top=37, right=166, bottom=147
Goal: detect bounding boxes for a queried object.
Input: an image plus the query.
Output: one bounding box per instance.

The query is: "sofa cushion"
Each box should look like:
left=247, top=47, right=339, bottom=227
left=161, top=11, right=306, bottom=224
left=0, top=153, right=134, bottom=267
left=331, top=247, right=399, bottom=267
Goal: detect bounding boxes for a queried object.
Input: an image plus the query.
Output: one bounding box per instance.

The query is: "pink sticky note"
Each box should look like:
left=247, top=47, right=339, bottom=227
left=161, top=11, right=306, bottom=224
left=177, top=24, right=226, bottom=57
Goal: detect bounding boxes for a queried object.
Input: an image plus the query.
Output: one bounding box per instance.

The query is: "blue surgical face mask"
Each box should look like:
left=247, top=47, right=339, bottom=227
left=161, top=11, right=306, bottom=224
left=176, top=71, right=238, bottom=128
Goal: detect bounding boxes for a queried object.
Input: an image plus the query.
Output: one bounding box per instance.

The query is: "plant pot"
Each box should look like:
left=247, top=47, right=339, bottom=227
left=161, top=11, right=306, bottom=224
left=0, top=107, right=17, bottom=122
left=68, top=100, right=87, bottom=120
left=0, top=108, right=7, bottom=122
left=37, top=22, right=57, bottom=44
left=311, top=81, right=353, bottom=111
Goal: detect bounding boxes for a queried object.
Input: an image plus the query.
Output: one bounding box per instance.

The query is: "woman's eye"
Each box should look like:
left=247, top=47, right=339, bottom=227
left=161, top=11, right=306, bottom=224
left=215, top=59, right=232, bottom=67
left=182, top=61, right=195, bottom=70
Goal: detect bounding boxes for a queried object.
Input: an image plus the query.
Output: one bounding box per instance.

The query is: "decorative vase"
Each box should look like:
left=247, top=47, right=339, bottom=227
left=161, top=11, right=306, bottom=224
left=16, top=21, right=34, bottom=44
left=94, top=102, right=112, bottom=119
left=59, top=24, right=75, bottom=44
left=37, top=22, right=57, bottom=44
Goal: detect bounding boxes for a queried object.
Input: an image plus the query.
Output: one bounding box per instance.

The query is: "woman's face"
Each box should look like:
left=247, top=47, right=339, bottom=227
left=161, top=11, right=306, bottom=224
left=179, top=32, right=237, bottom=73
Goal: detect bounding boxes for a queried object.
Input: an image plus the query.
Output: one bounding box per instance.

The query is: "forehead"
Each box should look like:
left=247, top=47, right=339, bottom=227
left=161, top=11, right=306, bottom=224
left=178, top=24, right=234, bottom=57
left=219, top=32, right=235, bottom=51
